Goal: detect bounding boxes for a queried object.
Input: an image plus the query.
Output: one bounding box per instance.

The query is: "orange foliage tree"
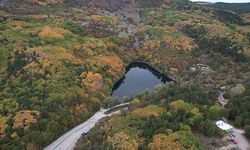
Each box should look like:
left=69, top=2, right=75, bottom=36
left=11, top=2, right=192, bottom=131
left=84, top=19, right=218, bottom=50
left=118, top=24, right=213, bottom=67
left=97, top=55, right=125, bottom=79
left=13, top=110, right=40, bottom=130
left=163, top=36, right=197, bottom=52
left=72, top=104, right=89, bottom=123
left=82, top=72, right=103, bottom=92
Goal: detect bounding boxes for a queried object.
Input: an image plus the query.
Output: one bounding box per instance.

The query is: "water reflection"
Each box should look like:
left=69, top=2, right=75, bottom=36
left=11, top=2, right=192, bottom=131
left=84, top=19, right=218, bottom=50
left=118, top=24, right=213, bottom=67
left=111, top=62, right=171, bottom=100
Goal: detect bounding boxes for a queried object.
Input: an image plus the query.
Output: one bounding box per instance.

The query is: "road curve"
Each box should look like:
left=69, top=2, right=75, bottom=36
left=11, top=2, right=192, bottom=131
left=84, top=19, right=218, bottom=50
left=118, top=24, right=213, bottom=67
left=44, top=103, right=129, bottom=150
left=233, top=128, right=250, bottom=150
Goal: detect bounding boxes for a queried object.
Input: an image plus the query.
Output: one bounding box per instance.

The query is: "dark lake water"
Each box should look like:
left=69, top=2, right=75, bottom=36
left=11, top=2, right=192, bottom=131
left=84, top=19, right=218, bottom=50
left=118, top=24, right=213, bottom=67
left=111, top=62, right=172, bottom=100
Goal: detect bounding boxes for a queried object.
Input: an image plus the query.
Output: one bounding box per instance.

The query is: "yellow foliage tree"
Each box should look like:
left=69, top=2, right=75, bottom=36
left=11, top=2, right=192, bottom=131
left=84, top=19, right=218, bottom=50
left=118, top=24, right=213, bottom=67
left=170, top=100, right=191, bottom=112
left=143, top=40, right=161, bottom=51
left=23, top=61, right=45, bottom=77
left=131, top=105, right=164, bottom=117
left=148, top=133, right=184, bottom=150
left=39, top=26, right=65, bottom=40
left=83, top=39, right=107, bottom=52
left=90, top=15, right=119, bottom=25
left=107, top=132, right=139, bottom=150
left=34, top=0, right=63, bottom=6
left=0, top=115, right=9, bottom=138
left=73, top=45, right=94, bottom=58
left=230, top=84, right=246, bottom=96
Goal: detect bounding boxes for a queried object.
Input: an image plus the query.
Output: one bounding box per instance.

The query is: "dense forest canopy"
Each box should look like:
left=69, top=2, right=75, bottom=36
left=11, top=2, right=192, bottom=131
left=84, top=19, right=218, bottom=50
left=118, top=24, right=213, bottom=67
left=208, top=2, right=250, bottom=14
left=0, top=0, right=250, bottom=149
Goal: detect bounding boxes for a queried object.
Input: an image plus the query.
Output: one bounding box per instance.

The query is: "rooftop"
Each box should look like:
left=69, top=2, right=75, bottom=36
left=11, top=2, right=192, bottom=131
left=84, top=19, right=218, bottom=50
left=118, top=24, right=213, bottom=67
left=216, top=120, right=233, bottom=131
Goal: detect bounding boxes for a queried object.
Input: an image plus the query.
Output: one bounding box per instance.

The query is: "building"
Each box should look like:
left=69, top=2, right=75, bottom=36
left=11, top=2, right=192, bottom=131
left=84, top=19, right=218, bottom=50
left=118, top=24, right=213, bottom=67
left=216, top=120, right=233, bottom=133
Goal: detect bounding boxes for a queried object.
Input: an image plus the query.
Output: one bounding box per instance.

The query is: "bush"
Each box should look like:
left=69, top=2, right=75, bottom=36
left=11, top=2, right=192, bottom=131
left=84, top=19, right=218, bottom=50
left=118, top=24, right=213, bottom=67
left=147, top=27, right=164, bottom=38
left=101, top=97, right=120, bottom=109
left=230, top=84, right=246, bottom=97
left=200, top=120, right=216, bottom=137
left=39, top=26, right=64, bottom=40
left=244, top=125, right=250, bottom=138
left=214, top=10, right=245, bottom=25
left=0, top=17, right=4, bottom=23
left=171, top=0, right=191, bottom=10
left=109, top=36, right=121, bottom=46
left=234, top=116, right=243, bottom=127
left=64, top=22, right=85, bottom=34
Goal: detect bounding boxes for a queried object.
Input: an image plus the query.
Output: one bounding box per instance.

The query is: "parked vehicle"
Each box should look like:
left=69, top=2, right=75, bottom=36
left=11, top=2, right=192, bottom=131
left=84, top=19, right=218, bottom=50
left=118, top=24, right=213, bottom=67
left=231, top=138, right=238, bottom=144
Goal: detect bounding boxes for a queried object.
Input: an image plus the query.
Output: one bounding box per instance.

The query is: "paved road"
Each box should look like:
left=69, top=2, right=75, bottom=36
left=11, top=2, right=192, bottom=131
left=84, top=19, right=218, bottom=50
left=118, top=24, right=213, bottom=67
left=222, top=117, right=250, bottom=150
left=233, top=128, right=250, bottom=150
left=44, top=103, right=129, bottom=150
left=219, top=92, right=250, bottom=150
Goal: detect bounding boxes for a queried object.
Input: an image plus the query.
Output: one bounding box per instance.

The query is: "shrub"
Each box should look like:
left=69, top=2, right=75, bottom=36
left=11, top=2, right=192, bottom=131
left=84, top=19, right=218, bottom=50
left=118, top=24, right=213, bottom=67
left=230, top=84, right=246, bottom=97
left=0, top=17, right=4, bottom=23
left=101, top=97, right=120, bottom=109
left=39, top=26, right=64, bottom=40
left=109, top=36, right=121, bottom=46
left=64, top=22, right=85, bottom=34
left=244, top=125, right=250, bottom=138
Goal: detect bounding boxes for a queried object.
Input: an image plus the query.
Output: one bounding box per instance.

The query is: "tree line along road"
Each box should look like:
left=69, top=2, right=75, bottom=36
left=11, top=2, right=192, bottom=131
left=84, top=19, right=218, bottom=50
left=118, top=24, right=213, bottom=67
left=44, top=103, right=129, bottom=150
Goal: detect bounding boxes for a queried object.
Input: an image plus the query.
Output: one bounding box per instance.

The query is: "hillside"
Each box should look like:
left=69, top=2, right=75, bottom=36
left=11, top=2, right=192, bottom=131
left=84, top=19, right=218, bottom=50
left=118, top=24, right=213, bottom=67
left=0, top=0, right=250, bottom=149
left=209, top=2, right=250, bottom=14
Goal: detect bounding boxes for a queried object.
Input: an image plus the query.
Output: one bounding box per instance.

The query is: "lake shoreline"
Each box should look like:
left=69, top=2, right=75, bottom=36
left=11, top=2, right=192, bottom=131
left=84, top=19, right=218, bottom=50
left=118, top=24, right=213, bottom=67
left=110, top=61, right=176, bottom=98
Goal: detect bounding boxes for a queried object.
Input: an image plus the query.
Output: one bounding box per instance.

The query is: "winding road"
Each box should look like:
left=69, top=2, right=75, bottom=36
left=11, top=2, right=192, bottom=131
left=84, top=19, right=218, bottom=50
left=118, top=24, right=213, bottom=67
left=233, top=128, right=250, bottom=150
left=219, top=92, right=250, bottom=150
left=44, top=103, right=129, bottom=150
left=45, top=91, right=250, bottom=150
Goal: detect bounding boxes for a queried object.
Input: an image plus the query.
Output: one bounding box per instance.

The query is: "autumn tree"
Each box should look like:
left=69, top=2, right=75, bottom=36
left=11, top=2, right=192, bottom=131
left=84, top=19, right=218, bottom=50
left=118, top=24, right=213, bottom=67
left=107, top=132, right=138, bottom=150
left=148, top=133, right=184, bottom=150
left=13, top=110, right=40, bottom=130
left=131, top=105, right=164, bottom=118
left=81, top=72, right=103, bottom=92
left=39, top=26, right=72, bottom=42
left=97, top=55, right=125, bottom=79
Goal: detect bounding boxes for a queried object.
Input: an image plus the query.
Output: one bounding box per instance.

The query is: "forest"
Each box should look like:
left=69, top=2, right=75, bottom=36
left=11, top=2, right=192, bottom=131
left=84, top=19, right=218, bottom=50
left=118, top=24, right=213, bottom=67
left=75, top=84, right=223, bottom=150
left=0, top=0, right=250, bottom=149
left=225, top=84, right=250, bottom=137
left=208, top=2, right=250, bottom=14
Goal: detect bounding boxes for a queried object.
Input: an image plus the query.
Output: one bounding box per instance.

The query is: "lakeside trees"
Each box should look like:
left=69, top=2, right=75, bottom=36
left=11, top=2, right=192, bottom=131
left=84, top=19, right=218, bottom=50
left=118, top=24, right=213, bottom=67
left=75, top=83, right=223, bottom=150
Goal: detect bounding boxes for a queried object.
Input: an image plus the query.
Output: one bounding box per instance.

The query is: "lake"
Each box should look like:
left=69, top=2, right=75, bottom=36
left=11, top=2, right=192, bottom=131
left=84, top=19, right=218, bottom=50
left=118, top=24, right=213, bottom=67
left=111, top=62, right=172, bottom=100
